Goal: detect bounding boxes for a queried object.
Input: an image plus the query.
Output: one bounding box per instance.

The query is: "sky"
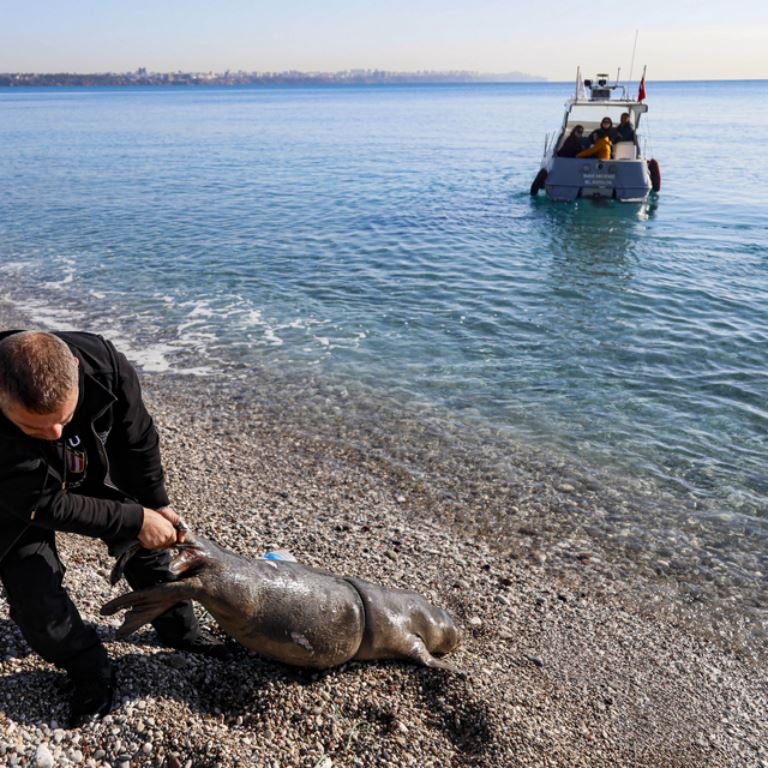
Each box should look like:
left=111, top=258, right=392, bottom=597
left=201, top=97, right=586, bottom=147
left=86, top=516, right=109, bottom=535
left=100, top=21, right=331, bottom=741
left=2, top=0, right=766, bottom=81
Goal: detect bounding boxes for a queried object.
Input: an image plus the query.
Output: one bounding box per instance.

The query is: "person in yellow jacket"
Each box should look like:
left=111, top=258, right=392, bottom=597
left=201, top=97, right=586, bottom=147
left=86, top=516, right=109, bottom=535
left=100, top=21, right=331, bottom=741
left=576, top=116, right=616, bottom=160
left=576, top=134, right=612, bottom=159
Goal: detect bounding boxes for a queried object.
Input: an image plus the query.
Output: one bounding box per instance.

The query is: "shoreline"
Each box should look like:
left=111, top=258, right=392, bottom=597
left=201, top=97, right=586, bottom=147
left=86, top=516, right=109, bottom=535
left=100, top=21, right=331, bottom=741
left=1, top=302, right=767, bottom=766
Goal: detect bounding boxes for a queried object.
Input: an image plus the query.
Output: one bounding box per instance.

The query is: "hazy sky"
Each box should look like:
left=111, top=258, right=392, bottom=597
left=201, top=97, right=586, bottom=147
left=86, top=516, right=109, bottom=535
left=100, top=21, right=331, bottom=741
left=2, top=0, right=766, bottom=80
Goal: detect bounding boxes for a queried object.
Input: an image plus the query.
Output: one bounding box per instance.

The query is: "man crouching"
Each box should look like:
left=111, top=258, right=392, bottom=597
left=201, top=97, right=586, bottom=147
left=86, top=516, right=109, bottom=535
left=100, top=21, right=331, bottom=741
left=0, top=330, right=225, bottom=727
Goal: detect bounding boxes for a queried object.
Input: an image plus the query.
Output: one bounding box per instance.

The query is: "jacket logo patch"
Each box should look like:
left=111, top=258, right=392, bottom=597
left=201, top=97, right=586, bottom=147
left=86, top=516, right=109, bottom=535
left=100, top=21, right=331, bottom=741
left=61, top=435, right=88, bottom=485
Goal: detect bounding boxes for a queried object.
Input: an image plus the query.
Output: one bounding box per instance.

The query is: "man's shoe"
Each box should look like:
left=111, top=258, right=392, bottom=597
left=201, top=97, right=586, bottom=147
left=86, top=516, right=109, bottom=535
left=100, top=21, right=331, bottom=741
left=166, top=628, right=233, bottom=660
left=68, top=669, right=116, bottom=728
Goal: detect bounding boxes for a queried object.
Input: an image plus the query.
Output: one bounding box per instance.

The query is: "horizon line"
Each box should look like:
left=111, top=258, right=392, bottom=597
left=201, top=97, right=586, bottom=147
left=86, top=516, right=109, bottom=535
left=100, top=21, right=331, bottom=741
left=2, top=68, right=767, bottom=82
left=2, top=75, right=766, bottom=83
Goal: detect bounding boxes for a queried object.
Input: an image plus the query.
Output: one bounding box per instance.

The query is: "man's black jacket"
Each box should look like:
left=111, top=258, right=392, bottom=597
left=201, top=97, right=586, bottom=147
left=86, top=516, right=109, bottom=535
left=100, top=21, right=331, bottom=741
left=0, top=331, right=169, bottom=550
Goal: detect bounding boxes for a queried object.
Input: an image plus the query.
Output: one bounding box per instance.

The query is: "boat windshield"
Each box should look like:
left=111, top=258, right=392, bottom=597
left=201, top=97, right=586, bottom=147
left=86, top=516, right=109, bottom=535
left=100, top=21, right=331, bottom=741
left=565, top=103, right=646, bottom=133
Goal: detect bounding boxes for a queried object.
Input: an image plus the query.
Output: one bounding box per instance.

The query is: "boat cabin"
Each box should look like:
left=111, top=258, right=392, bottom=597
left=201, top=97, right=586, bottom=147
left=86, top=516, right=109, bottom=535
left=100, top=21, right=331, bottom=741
left=555, top=75, right=648, bottom=159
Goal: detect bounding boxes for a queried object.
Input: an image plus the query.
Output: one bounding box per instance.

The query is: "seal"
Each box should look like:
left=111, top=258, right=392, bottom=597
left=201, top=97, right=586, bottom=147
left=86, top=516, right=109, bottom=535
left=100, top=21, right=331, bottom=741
left=101, top=534, right=461, bottom=671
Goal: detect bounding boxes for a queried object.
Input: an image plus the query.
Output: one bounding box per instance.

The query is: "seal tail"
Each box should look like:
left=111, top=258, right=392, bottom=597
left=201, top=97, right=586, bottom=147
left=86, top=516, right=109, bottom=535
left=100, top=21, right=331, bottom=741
left=101, top=582, right=199, bottom=639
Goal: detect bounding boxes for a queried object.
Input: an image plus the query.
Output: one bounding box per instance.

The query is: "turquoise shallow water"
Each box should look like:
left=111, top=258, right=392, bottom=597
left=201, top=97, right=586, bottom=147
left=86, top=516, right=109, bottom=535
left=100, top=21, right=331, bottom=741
left=1, top=82, right=767, bottom=609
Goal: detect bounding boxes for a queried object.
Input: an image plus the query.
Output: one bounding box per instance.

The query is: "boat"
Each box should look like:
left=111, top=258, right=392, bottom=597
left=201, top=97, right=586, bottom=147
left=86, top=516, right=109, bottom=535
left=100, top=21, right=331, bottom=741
left=530, top=68, right=661, bottom=202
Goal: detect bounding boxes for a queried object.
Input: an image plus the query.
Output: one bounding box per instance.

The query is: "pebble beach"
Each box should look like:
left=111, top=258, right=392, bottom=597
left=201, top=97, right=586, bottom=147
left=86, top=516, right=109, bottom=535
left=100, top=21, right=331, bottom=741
left=1, top=301, right=767, bottom=768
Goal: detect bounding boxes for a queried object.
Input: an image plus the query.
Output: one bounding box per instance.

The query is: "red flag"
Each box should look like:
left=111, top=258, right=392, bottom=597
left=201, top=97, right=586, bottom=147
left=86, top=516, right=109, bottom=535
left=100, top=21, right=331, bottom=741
left=638, top=76, right=646, bottom=102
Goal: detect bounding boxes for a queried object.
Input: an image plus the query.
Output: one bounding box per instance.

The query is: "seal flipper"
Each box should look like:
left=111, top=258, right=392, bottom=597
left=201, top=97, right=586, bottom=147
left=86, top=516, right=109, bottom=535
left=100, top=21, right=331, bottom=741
left=109, top=540, right=142, bottom=585
left=101, top=581, right=199, bottom=638
left=401, top=635, right=461, bottom=674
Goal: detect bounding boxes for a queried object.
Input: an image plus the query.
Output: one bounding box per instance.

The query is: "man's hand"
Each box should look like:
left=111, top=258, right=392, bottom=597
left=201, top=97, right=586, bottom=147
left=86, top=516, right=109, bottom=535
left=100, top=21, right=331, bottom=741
left=156, top=505, right=187, bottom=543
left=138, top=508, right=179, bottom=549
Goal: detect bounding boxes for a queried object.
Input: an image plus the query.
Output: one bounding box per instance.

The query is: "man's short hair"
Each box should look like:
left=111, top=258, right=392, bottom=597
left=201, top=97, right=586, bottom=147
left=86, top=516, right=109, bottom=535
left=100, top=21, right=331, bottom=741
left=0, top=332, right=78, bottom=413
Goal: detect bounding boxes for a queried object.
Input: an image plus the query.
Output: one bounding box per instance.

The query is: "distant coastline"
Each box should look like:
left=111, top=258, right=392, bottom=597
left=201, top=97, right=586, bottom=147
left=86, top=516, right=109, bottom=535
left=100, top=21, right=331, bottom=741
left=0, top=68, right=546, bottom=87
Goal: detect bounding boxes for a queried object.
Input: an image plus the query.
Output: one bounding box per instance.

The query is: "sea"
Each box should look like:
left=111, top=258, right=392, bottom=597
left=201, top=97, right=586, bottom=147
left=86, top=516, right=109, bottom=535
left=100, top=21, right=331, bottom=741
left=1, top=81, right=766, bottom=639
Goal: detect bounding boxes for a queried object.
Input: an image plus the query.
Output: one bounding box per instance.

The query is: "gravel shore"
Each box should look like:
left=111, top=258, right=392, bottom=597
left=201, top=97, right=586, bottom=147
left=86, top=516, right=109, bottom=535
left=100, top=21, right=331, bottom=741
left=1, top=305, right=767, bottom=767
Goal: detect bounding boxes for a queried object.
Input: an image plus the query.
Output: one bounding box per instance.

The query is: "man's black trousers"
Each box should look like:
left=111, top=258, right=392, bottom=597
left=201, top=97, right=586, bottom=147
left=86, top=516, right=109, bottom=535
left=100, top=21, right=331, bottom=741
left=0, top=525, right=198, bottom=681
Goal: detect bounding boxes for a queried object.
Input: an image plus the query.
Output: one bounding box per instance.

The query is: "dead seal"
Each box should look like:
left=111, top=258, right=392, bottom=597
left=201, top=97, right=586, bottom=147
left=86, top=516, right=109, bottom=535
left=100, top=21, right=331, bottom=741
left=101, top=534, right=460, bottom=671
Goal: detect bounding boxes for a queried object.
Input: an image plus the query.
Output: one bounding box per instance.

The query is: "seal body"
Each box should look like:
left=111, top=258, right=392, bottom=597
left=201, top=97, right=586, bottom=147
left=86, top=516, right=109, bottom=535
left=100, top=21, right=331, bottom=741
left=102, top=535, right=460, bottom=671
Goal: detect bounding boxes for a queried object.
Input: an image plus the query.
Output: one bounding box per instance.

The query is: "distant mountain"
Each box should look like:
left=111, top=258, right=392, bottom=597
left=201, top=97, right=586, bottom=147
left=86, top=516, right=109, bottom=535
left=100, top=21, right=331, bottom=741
left=0, top=69, right=547, bottom=87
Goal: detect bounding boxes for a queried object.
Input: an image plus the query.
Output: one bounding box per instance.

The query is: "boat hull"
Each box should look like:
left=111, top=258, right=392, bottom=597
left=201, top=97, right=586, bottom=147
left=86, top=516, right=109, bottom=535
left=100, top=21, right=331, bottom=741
left=543, top=157, right=651, bottom=202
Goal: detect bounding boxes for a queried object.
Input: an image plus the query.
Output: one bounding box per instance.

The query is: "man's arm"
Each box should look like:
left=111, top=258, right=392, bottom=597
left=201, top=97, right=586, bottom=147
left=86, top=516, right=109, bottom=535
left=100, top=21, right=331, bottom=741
left=0, top=451, right=145, bottom=540
left=0, top=453, right=180, bottom=548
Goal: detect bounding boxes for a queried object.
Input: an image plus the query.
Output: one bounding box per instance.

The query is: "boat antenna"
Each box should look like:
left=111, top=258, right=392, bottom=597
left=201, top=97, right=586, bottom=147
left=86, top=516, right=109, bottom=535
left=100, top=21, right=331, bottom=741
left=628, top=29, right=639, bottom=84
left=616, top=67, right=621, bottom=85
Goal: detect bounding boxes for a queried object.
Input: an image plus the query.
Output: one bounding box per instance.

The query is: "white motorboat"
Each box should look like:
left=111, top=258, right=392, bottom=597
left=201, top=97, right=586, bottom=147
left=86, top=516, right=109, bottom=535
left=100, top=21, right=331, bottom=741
left=530, top=68, right=661, bottom=202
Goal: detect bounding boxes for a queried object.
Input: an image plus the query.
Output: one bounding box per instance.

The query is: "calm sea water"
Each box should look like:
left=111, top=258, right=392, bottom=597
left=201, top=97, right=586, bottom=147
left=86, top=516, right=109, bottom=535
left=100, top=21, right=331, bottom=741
left=1, top=82, right=767, bottom=616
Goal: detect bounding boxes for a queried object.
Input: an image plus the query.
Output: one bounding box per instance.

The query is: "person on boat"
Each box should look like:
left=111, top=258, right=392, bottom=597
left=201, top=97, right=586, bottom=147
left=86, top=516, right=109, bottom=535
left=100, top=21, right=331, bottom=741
left=615, top=112, right=636, bottom=142
left=0, top=330, right=228, bottom=727
left=576, top=116, right=615, bottom=159
left=576, top=135, right=612, bottom=159
left=557, top=125, right=586, bottom=158
left=588, top=116, right=617, bottom=144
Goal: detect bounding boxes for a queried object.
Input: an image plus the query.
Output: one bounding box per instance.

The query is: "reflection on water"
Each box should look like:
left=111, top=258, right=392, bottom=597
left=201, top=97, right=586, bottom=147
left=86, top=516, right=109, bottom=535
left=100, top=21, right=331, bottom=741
left=534, top=194, right=657, bottom=259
